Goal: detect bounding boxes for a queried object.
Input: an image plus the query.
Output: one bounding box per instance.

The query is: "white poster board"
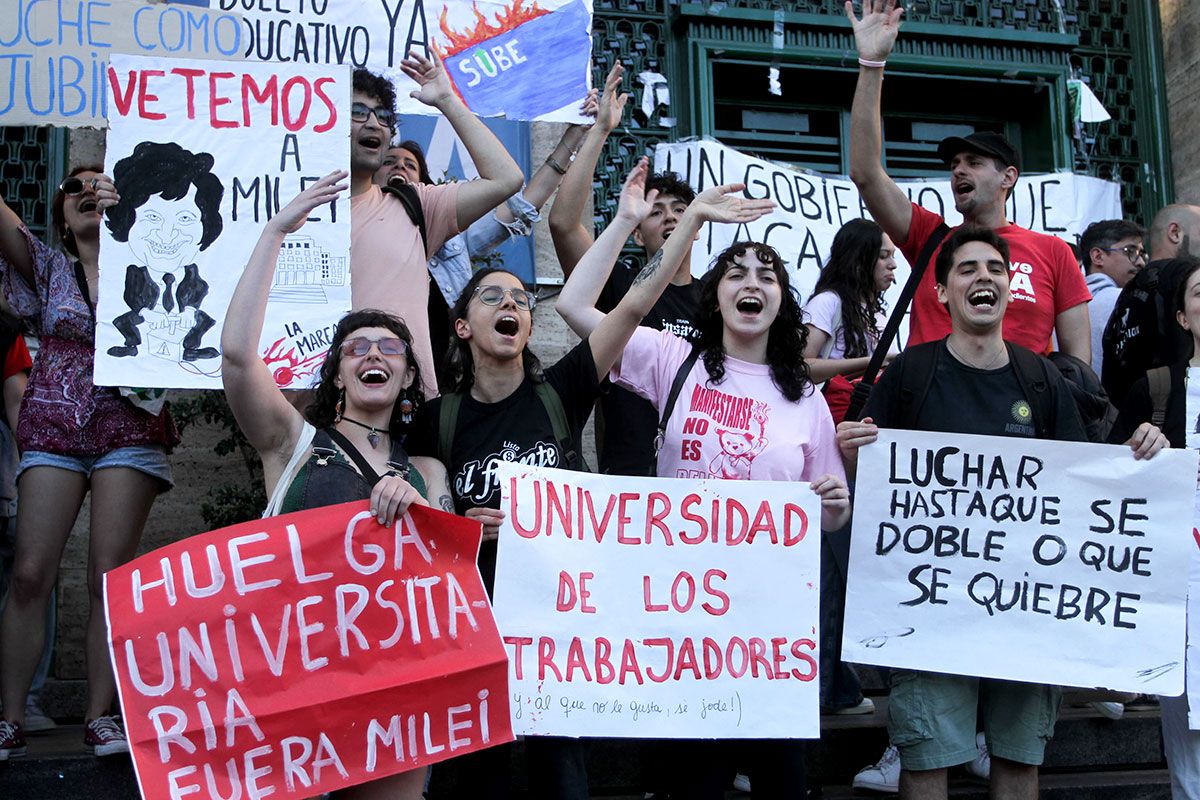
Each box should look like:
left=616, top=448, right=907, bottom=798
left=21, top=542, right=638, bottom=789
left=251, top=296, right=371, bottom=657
left=842, top=429, right=1195, bottom=695
left=1186, top=367, right=1200, bottom=726
left=653, top=140, right=1122, bottom=316
left=95, top=54, right=351, bottom=389
left=493, top=464, right=822, bottom=738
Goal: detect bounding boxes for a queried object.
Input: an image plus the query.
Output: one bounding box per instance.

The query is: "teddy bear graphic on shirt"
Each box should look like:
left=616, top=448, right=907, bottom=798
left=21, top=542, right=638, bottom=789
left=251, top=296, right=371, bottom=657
left=708, top=401, right=770, bottom=479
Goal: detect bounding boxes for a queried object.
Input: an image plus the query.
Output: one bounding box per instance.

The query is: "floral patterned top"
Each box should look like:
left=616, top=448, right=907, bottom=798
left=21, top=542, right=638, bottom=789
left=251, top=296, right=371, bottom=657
left=0, top=226, right=178, bottom=455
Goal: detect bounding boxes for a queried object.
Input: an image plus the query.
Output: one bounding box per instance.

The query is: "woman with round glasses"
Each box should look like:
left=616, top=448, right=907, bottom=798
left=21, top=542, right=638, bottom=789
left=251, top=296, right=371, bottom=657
left=0, top=168, right=179, bottom=759
left=402, top=158, right=774, bottom=798
left=222, top=171, right=453, bottom=800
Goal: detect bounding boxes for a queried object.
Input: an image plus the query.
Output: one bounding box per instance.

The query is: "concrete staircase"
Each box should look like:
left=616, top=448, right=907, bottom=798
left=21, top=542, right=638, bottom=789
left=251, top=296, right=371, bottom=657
left=0, top=684, right=1172, bottom=798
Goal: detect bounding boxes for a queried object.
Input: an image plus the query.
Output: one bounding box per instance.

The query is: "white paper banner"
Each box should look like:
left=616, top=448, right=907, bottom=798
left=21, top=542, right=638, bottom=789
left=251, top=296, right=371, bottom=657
left=653, top=140, right=1122, bottom=313
left=1186, top=367, right=1200, bottom=726
left=493, top=464, right=822, bottom=739
left=842, top=429, right=1195, bottom=695
left=95, top=54, right=351, bottom=389
left=229, top=0, right=593, bottom=122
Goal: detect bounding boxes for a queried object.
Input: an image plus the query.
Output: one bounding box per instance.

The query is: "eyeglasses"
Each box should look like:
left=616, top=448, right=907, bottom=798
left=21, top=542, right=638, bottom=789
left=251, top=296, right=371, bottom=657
left=1101, top=244, right=1148, bottom=263
left=339, top=336, right=408, bottom=357
left=350, top=102, right=396, bottom=129
left=59, top=176, right=97, bottom=196
left=472, top=285, right=536, bottom=311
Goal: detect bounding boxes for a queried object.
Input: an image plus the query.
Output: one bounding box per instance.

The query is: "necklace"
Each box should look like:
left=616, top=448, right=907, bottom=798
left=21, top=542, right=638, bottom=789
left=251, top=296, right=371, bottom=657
left=338, top=416, right=387, bottom=449
left=946, top=339, right=1006, bottom=370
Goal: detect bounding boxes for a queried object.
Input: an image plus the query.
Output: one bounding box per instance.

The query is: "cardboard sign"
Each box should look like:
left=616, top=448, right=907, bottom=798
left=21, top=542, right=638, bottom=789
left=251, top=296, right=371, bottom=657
left=842, top=429, right=1196, bottom=695
left=0, top=0, right=244, bottom=127
left=492, top=464, right=823, bottom=739
left=653, top=140, right=1122, bottom=317
left=95, top=53, right=351, bottom=389
left=105, top=501, right=512, bottom=800
left=226, top=0, right=593, bottom=122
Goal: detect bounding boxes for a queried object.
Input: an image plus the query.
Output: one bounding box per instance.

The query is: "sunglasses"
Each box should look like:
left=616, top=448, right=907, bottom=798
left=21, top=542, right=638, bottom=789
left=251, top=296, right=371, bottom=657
left=350, top=102, right=396, bottom=129
left=59, top=176, right=97, bottom=196
left=1101, top=244, right=1149, bottom=263
left=472, top=285, right=536, bottom=311
left=339, top=336, right=408, bottom=357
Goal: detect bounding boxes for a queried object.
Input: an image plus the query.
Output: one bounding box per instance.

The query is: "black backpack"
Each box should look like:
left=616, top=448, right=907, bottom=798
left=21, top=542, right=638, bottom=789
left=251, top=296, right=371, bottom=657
left=380, top=177, right=428, bottom=254
left=1045, top=351, right=1117, bottom=443
left=1101, top=259, right=1194, bottom=408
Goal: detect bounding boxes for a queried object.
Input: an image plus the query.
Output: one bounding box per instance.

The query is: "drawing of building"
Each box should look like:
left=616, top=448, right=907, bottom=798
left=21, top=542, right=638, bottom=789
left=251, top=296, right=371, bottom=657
left=269, top=234, right=348, bottom=303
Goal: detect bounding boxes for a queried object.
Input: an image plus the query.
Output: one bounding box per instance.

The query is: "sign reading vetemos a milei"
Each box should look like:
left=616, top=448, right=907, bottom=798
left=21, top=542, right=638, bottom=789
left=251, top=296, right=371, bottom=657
left=227, top=0, right=594, bottom=122
left=493, top=464, right=823, bottom=739
left=842, top=430, right=1196, bottom=695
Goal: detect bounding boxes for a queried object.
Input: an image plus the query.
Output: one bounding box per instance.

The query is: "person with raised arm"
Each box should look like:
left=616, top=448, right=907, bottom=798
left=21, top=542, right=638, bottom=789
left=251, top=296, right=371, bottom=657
left=222, top=172, right=453, bottom=800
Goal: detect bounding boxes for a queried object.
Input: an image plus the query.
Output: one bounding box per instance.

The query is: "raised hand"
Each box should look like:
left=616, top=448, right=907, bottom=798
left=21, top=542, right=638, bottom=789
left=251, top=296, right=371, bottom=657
left=615, top=156, right=656, bottom=224
left=401, top=49, right=455, bottom=108
left=91, top=174, right=121, bottom=213
left=595, top=61, right=628, bottom=134
left=268, top=171, right=348, bottom=235
left=689, top=183, right=776, bottom=225
left=844, top=0, right=905, bottom=62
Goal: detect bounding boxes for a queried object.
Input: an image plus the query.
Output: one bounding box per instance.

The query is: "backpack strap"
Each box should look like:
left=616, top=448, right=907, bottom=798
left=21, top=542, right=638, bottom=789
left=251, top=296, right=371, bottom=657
left=846, top=221, right=951, bottom=421
left=1147, top=365, right=1171, bottom=428
left=437, top=392, right=463, bottom=468
left=654, top=348, right=702, bottom=458
left=533, top=381, right=582, bottom=471
left=895, top=342, right=942, bottom=430
left=380, top=180, right=429, bottom=256
left=1004, top=343, right=1054, bottom=439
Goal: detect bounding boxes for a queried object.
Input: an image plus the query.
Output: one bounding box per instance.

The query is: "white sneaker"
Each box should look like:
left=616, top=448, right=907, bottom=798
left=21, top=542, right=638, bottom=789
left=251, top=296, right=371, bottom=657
left=965, top=732, right=990, bottom=780
left=852, top=744, right=900, bottom=793
left=733, top=773, right=751, bottom=792
left=1090, top=701, right=1124, bottom=720
left=23, top=700, right=56, bottom=733
left=832, top=696, right=876, bottom=715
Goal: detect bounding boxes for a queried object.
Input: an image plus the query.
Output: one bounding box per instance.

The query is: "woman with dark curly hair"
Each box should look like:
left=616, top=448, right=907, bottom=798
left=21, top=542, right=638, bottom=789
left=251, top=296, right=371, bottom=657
left=559, top=229, right=850, bottom=797
left=0, top=166, right=179, bottom=760
left=221, top=172, right=452, bottom=800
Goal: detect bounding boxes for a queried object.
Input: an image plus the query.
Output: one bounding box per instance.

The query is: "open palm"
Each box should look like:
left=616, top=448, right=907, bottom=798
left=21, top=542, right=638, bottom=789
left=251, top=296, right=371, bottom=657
left=692, top=183, right=776, bottom=225
left=845, top=0, right=905, bottom=61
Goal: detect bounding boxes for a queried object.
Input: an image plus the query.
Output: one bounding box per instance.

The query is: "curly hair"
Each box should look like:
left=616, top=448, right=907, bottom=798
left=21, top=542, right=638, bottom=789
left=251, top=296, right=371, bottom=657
left=305, top=310, right=425, bottom=437
left=811, top=219, right=888, bottom=359
left=646, top=171, right=696, bottom=205
left=443, top=268, right=544, bottom=393
left=105, top=142, right=224, bottom=249
left=52, top=164, right=103, bottom=257
left=689, top=242, right=811, bottom=402
left=396, top=140, right=433, bottom=184
left=353, top=68, right=397, bottom=122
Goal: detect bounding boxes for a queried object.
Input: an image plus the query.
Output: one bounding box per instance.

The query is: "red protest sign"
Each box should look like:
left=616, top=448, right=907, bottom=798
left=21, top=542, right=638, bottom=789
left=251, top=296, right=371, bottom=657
left=104, top=501, right=512, bottom=799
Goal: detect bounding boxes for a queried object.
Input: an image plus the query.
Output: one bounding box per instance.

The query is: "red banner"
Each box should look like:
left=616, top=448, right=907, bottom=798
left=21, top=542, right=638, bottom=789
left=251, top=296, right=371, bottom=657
left=104, top=501, right=512, bottom=799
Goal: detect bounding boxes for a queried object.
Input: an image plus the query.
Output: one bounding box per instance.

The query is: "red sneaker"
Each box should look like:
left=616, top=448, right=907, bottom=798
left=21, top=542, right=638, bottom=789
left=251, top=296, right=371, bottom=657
left=84, top=715, right=129, bottom=757
left=0, top=719, right=26, bottom=760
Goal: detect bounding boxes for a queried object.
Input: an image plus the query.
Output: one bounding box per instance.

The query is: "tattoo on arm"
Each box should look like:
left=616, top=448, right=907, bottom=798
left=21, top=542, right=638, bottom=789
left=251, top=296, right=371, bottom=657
left=438, top=494, right=454, bottom=513
left=632, top=247, right=666, bottom=286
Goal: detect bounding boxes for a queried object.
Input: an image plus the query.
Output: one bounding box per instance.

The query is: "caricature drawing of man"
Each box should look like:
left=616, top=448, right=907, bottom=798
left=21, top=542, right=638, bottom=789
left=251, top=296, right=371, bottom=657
left=105, top=142, right=224, bottom=362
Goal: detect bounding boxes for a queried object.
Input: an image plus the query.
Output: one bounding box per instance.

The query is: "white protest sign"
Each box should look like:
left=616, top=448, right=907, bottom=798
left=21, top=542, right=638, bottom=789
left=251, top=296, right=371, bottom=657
left=842, top=429, right=1195, bottom=695
left=0, top=0, right=244, bottom=127
left=492, top=464, right=822, bottom=739
left=228, top=0, right=593, bottom=122
left=95, top=54, right=351, bottom=389
left=653, top=140, right=1121, bottom=310
left=1186, top=366, right=1200, bottom=726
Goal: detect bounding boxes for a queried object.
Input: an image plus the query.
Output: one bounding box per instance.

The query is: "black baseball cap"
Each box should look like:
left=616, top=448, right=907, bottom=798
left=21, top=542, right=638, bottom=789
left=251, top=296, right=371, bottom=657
left=937, top=131, right=1021, bottom=174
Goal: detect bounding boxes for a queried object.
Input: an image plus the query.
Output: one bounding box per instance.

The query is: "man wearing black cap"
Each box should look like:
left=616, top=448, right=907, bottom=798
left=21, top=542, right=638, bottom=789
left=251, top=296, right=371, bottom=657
left=845, top=0, right=1091, bottom=362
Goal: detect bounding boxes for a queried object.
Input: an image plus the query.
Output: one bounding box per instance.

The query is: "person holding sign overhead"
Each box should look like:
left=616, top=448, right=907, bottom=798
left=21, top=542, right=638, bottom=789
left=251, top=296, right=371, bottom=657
left=836, top=225, right=1164, bottom=800
left=0, top=168, right=179, bottom=761
left=556, top=166, right=848, bottom=796
left=221, top=171, right=453, bottom=800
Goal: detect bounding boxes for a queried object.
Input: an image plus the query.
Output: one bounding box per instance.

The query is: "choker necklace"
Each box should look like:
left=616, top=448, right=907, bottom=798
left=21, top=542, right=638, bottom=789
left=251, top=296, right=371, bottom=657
left=946, top=339, right=1006, bottom=370
left=339, top=416, right=387, bottom=449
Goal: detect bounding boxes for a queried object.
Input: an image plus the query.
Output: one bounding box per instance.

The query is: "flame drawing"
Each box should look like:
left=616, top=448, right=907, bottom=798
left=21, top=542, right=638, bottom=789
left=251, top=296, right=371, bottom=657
left=436, top=0, right=552, bottom=56
left=262, top=337, right=326, bottom=388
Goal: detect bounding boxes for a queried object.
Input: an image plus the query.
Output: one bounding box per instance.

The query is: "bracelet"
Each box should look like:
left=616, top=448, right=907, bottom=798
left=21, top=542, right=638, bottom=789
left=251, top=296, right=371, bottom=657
left=858, top=57, right=887, bottom=69
left=545, top=156, right=568, bottom=175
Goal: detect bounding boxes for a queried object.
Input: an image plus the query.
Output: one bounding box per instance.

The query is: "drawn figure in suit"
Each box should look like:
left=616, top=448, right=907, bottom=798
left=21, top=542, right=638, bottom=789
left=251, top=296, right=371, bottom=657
left=104, top=142, right=224, bottom=362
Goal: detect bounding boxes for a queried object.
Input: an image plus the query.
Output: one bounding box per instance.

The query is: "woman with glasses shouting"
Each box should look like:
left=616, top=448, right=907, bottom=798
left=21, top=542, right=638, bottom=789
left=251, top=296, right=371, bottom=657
left=221, top=171, right=454, bottom=799
left=401, top=157, right=775, bottom=799
left=0, top=167, right=179, bottom=760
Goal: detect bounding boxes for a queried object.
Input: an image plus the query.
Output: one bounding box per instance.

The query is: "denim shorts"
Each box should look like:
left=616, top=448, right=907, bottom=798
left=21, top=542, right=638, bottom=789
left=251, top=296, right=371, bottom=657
left=17, top=446, right=174, bottom=492
left=887, top=669, right=1060, bottom=771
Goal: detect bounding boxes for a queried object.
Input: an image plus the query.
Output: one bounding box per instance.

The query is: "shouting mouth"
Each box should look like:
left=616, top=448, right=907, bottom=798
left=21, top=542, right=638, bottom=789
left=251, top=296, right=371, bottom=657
left=359, top=367, right=391, bottom=385
left=968, top=287, right=998, bottom=308
left=736, top=296, right=764, bottom=316
left=494, top=315, right=520, bottom=337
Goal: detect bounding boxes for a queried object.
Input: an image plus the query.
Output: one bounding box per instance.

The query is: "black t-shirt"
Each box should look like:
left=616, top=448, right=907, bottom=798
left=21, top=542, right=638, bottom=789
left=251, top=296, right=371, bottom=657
left=865, top=340, right=1088, bottom=442
left=596, top=255, right=701, bottom=475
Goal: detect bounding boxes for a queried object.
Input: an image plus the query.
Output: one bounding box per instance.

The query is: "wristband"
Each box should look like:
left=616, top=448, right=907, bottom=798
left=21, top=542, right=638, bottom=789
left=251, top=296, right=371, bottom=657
left=858, top=57, right=887, bottom=69
left=545, top=156, right=568, bottom=175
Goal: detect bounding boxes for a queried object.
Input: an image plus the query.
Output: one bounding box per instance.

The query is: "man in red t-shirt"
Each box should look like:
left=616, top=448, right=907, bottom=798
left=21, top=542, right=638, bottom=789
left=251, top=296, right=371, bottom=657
left=845, top=0, right=1090, bottom=362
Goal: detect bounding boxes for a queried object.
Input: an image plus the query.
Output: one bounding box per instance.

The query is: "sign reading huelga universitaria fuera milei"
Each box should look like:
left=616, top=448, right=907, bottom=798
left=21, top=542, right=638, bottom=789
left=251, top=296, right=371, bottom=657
left=493, top=464, right=823, bottom=739
left=842, top=430, right=1196, bottom=695
left=104, top=502, right=512, bottom=799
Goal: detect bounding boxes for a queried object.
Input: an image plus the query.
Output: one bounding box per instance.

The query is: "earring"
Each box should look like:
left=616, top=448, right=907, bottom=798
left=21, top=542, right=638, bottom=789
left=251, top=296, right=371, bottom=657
left=335, top=388, right=345, bottom=422
left=399, top=388, right=415, bottom=425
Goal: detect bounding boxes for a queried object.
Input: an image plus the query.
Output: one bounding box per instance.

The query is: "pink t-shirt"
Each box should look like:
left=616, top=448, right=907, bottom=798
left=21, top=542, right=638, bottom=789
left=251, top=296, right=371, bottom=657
left=613, top=327, right=846, bottom=483
left=351, top=182, right=460, bottom=397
